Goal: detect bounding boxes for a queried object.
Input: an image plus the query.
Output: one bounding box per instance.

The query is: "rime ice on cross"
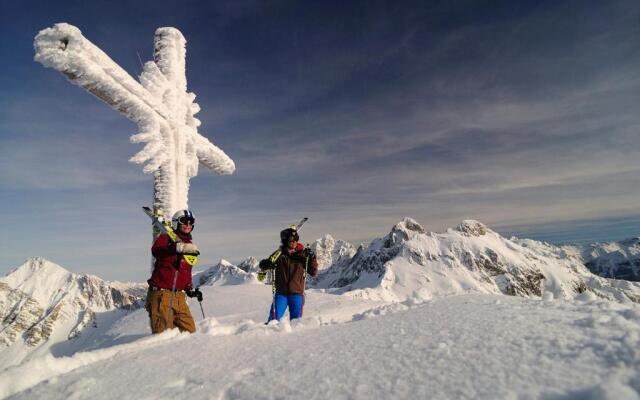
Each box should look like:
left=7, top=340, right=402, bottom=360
left=33, top=23, right=235, bottom=222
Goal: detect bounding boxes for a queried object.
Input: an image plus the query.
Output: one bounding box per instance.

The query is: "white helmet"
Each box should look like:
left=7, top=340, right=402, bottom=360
left=171, top=209, right=195, bottom=230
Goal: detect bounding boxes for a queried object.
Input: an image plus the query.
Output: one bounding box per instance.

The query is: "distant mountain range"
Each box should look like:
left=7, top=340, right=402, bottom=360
left=309, top=219, right=640, bottom=303
left=580, top=237, right=639, bottom=281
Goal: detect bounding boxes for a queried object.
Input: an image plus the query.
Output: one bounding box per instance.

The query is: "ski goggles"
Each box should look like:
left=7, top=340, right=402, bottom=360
left=178, top=216, right=195, bottom=225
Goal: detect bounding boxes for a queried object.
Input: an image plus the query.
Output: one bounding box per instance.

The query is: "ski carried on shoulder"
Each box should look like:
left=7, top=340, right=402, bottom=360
left=142, top=206, right=199, bottom=266
left=258, top=217, right=309, bottom=284
left=267, top=217, right=309, bottom=264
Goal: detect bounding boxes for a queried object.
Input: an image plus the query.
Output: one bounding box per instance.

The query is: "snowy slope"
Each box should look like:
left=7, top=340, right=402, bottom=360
left=0, top=257, right=145, bottom=370
left=315, top=219, right=640, bottom=304
left=1, top=284, right=639, bottom=400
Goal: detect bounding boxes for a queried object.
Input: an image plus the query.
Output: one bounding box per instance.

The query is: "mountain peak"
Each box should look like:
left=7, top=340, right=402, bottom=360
left=216, top=259, right=235, bottom=268
left=2, top=258, right=75, bottom=304
left=455, top=220, right=490, bottom=236
left=8, top=257, right=71, bottom=279
left=310, top=234, right=356, bottom=271
left=394, top=217, right=425, bottom=233
left=237, top=257, right=259, bottom=273
left=1, top=259, right=144, bottom=362
left=384, top=218, right=425, bottom=247
left=318, top=234, right=336, bottom=244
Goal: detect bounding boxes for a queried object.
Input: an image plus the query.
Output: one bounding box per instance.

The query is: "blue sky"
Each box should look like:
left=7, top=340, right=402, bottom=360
left=1, top=0, right=639, bottom=281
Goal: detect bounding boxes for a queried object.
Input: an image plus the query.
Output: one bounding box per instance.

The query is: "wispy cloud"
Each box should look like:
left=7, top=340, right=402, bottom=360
left=1, top=0, right=639, bottom=280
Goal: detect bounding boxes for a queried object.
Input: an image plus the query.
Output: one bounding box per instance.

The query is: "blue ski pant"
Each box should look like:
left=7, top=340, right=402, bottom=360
left=267, top=293, right=304, bottom=322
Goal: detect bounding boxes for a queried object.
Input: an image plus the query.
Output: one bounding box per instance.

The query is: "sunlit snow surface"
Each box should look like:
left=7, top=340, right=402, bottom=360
left=2, top=283, right=640, bottom=400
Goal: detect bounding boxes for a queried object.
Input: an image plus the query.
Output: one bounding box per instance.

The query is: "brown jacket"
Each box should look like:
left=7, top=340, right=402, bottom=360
left=263, top=244, right=318, bottom=295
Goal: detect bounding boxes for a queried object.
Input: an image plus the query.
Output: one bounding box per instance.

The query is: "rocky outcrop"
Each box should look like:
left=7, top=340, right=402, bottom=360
left=237, top=257, right=259, bottom=274
left=310, top=234, right=357, bottom=272
left=314, top=218, right=424, bottom=289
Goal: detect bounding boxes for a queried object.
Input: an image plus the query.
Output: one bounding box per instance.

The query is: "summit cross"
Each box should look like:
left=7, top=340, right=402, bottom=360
left=34, top=23, right=235, bottom=224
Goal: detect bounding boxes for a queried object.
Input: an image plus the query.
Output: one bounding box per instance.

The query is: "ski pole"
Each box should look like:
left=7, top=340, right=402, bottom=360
left=198, top=299, right=205, bottom=319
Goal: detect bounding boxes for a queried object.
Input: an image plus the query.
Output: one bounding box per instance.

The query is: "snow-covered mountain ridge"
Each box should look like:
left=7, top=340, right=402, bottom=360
left=311, top=219, right=640, bottom=303
left=580, top=237, right=640, bottom=281
left=0, top=257, right=145, bottom=369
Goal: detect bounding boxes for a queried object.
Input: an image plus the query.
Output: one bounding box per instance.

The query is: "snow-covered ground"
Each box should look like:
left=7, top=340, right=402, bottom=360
left=2, top=283, right=640, bottom=399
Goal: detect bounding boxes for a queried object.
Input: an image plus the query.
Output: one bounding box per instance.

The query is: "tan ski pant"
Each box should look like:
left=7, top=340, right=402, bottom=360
left=145, top=289, right=196, bottom=334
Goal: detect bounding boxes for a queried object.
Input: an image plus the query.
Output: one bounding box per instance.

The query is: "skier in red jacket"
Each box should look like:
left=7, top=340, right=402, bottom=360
left=145, top=209, right=201, bottom=334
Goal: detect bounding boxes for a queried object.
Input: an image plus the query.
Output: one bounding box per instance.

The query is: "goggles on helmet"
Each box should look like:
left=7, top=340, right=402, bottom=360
left=178, top=216, right=195, bottom=225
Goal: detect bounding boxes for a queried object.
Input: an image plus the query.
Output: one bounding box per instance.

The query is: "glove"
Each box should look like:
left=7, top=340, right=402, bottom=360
left=176, top=242, right=199, bottom=255
left=259, top=258, right=275, bottom=270
left=305, top=248, right=316, bottom=258
left=257, top=271, right=267, bottom=282
left=186, top=287, right=203, bottom=302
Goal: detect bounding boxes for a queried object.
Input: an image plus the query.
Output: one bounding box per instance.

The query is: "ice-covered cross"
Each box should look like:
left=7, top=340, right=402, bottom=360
left=34, top=23, right=235, bottom=221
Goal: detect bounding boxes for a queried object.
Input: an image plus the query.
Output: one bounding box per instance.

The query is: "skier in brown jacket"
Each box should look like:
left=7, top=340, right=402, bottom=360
left=259, top=227, right=318, bottom=322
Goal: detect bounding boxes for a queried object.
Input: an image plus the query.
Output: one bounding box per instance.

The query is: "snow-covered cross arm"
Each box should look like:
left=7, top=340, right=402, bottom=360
left=33, top=23, right=235, bottom=217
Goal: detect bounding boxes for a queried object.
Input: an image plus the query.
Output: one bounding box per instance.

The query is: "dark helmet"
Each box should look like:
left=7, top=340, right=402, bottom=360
left=280, top=227, right=299, bottom=245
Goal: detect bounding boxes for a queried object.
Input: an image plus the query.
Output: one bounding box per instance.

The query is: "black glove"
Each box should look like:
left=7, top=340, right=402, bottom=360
left=305, top=248, right=316, bottom=258
left=186, top=287, right=203, bottom=302
left=259, top=258, right=275, bottom=270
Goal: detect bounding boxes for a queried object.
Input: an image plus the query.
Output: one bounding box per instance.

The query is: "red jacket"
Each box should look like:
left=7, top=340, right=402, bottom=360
left=147, top=232, right=194, bottom=291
